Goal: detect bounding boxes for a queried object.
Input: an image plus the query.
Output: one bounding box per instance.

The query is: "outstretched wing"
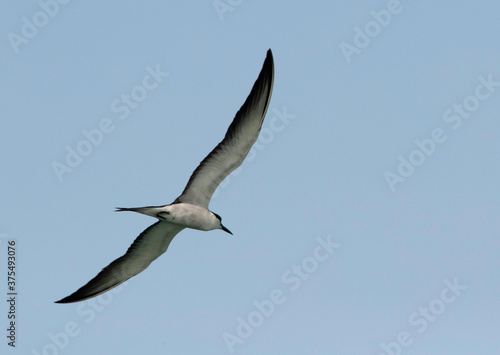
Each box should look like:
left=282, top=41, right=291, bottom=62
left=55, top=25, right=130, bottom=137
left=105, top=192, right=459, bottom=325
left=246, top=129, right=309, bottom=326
left=55, top=221, right=184, bottom=303
left=174, top=49, right=274, bottom=208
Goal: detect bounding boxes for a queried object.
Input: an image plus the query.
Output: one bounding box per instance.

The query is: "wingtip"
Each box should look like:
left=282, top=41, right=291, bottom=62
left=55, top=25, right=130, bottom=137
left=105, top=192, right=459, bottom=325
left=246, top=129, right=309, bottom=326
left=266, top=49, right=273, bottom=63
left=54, top=291, right=96, bottom=304
left=54, top=296, right=72, bottom=304
left=54, top=291, right=85, bottom=303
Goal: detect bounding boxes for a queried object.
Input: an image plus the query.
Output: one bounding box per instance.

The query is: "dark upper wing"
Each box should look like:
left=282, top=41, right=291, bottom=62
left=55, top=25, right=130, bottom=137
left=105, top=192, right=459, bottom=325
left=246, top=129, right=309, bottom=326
left=174, top=49, right=274, bottom=208
left=55, top=221, right=184, bottom=303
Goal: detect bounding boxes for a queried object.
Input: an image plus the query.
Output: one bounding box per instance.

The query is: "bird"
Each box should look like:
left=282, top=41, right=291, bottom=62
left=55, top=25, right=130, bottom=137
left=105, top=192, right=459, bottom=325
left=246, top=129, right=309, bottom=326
left=55, top=49, right=274, bottom=303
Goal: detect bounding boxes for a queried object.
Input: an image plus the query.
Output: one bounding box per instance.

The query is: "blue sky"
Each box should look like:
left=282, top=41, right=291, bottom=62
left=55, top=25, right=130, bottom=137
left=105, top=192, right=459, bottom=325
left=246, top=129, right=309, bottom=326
left=1, top=1, right=500, bottom=354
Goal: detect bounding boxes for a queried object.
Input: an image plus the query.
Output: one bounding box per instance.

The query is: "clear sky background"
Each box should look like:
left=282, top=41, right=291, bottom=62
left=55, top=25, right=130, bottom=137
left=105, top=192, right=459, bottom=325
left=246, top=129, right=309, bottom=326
left=1, top=1, right=500, bottom=354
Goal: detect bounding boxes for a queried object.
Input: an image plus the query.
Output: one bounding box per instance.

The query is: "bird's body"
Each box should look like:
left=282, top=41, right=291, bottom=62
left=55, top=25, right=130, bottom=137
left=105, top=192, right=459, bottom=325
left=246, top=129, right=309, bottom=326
left=116, top=203, right=228, bottom=233
left=56, top=50, right=274, bottom=304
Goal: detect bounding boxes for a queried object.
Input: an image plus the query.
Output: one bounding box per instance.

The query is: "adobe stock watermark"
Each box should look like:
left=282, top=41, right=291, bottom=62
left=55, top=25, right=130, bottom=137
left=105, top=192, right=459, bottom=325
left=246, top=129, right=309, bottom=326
left=377, top=277, right=466, bottom=355
left=51, top=65, right=168, bottom=182
left=222, top=235, right=340, bottom=353
left=1, top=233, right=16, bottom=348
left=7, top=0, right=72, bottom=54
left=339, top=0, right=411, bottom=64
left=384, top=73, right=500, bottom=192
left=212, top=106, right=296, bottom=199
left=213, top=0, right=242, bottom=21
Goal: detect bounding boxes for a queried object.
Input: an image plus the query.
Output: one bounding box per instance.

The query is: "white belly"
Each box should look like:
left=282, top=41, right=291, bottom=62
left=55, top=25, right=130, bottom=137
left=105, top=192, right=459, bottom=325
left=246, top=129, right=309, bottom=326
left=158, top=203, right=218, bottom=231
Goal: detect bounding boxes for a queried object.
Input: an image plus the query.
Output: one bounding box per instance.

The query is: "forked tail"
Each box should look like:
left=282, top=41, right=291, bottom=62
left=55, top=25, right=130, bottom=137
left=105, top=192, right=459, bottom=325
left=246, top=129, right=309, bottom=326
left=115, top=205, right=166, bottom=219
left=115, top=207, right=151, bottom=213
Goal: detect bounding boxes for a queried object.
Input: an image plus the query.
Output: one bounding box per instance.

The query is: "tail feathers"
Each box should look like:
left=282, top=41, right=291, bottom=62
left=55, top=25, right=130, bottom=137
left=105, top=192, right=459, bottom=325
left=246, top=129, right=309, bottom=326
left=115, top=207, right=150, bottom=213
left=115, top=206, right=166, bottom=218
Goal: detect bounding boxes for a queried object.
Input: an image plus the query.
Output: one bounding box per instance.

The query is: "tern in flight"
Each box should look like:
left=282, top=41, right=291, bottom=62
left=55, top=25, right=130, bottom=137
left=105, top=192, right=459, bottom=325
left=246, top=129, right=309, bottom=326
left=56, top=50, right=274, bottom=303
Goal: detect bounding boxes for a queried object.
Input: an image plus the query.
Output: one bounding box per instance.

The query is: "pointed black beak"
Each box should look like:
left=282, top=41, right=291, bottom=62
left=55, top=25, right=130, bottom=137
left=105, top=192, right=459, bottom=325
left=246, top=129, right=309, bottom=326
left=221, top=224, right=233, bottom=235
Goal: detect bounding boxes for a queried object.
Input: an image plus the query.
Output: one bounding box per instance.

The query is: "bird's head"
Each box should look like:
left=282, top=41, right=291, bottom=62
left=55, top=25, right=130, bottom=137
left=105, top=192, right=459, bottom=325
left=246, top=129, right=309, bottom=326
left=212, top=212, right=232, bottom=235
